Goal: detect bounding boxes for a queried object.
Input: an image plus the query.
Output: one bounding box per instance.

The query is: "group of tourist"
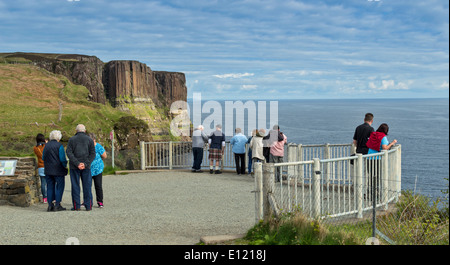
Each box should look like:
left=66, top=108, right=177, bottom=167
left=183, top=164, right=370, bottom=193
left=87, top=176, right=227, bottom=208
left=191, top=124, right=287, bottom=181
left=33, top=124, right=106, bottom=212
left=192, top=113, right=397, bottom=185
left=33, top=115, right=396, bottom=211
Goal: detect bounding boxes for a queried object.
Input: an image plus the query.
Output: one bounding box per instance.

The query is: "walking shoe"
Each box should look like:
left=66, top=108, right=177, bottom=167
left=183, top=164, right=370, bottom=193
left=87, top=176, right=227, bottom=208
left=43, top=198, right=47, bottom=203
left=71, top=208, right=81, bottom=211
left=47, top=204, right=55, bottom=212
left=210, top=169, right=214, bottom=174
left=98, top=202, right=104, bottom=208
left=54, top=205, right=66, bottom=211
left=195, top=169, right=203, bottom=173
left=215, top=170, right=222, bottom=174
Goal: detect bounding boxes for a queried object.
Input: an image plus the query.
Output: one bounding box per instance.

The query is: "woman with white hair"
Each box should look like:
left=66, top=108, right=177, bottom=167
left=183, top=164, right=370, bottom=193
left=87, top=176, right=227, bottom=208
left=42, top=130, right=68, bottom=212
left=191, top=125, right=208, bottom=172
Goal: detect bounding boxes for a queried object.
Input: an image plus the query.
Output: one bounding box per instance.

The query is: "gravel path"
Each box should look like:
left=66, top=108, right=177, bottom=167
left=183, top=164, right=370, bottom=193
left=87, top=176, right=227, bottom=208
left=0, top=170, right=256, bottom=245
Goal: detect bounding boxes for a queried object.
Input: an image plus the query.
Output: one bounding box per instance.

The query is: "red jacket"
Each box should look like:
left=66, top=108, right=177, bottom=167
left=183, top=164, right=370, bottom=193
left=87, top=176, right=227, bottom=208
left=366, top=132, right=386, bottom=151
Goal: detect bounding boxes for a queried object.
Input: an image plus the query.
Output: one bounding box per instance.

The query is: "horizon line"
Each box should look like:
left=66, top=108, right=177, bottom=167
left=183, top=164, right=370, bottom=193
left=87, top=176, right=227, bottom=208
left=186, top=96, right=449, bottom=101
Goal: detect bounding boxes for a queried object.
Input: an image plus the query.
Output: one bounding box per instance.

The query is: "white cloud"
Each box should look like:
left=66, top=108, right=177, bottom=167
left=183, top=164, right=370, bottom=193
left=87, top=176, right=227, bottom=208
left=241, top=85, right=258, bottom=90
left=213, top=73, right=254, bottom=79
left=439, top=81, right=449, bottom=90
left=369, top=80, right=411, bottom=91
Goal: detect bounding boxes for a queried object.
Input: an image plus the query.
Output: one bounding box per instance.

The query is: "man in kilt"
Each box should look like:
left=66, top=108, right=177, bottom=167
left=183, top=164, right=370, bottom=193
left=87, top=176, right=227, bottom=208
left=208, top=124, right=226, bottom=174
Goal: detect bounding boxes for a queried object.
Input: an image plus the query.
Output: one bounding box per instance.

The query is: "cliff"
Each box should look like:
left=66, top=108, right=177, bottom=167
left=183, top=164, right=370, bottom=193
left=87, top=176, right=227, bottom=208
left=0, top=52, right=187, bottom=108
left=103, top=60, right=186, bottom=108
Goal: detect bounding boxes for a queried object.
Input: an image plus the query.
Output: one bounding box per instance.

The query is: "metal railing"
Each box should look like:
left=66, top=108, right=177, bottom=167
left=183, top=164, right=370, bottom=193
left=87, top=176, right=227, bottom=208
left=140, top=141, right=244, bottom=170
left=254, top=144, right=402, bottom=222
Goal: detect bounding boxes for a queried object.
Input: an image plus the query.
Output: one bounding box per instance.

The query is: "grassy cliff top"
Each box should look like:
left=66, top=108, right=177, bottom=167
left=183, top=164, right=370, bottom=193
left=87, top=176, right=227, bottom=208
left=0, top=63, right=128, bottom=156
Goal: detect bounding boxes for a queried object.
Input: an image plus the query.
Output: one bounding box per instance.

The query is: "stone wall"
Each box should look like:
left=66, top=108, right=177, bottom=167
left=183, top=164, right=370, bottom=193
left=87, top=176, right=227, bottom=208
left=0, top=157, right=41, bottom=207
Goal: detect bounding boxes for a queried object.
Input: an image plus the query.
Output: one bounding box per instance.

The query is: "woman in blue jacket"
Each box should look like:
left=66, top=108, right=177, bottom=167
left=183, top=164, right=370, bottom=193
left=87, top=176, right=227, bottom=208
left=42, top=130, right=68, bottom=212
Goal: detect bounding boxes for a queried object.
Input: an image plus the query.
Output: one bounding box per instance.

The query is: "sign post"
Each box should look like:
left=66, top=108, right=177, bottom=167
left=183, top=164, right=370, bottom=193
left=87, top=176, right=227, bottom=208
left=110, top=130, right=115, bottom=168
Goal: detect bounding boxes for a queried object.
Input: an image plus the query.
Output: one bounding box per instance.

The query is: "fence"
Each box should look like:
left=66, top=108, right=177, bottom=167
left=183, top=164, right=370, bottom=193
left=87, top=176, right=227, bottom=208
left=254, top=144, right=402, bottom=219
left=140, top=141, right=248, bottom=170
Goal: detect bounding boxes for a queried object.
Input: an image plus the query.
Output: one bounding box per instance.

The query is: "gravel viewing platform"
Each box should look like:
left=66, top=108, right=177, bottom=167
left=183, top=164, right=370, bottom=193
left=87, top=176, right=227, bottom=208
left=0, top=170, right=256, bottom=245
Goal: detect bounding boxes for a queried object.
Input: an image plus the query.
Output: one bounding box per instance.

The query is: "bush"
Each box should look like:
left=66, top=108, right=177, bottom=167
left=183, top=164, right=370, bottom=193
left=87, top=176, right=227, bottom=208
left=244, top=212, right=362, bottom=245
left=377, top=190, right=449, bottom=245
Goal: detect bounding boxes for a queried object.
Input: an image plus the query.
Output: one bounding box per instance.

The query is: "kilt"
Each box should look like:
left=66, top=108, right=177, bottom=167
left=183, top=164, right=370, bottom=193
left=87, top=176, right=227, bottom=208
left=208, top=148, right=223, bottom=160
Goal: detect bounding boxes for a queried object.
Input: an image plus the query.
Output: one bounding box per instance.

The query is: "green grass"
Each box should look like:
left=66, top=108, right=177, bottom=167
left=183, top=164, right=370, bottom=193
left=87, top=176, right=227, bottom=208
left=242, top=212, right=364, bottom=245
left=0, top=64, right=132, bottom=156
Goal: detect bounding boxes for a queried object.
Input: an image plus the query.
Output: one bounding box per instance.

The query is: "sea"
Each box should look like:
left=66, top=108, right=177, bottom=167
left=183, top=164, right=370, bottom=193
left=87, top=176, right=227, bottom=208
left=187, top=98, right=449, bottom=201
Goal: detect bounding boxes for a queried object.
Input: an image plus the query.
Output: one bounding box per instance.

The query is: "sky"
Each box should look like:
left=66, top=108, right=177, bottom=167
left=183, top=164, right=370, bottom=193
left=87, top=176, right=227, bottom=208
left=0, top=0, right=448, bottom=100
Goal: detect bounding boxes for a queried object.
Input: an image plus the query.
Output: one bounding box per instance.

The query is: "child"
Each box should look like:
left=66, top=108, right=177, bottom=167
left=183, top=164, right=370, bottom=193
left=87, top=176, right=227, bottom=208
left=33, top=133, right=47, bottom=203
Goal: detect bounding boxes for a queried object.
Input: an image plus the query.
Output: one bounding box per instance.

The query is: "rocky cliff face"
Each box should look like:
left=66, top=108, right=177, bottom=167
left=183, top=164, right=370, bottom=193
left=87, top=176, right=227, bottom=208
left=1, top=52, right=187, bottom=108
left=103, top=60, right=187, bottom=108
left=154, top=71, right=187, bottom=107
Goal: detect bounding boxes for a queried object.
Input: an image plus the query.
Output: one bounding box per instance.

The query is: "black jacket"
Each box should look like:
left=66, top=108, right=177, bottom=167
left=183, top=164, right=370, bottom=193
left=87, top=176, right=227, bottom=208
left=66, top=132, right=96, bottom=170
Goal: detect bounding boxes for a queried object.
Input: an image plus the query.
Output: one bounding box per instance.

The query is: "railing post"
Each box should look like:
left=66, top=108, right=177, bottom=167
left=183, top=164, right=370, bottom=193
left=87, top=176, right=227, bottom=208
left=140, top=141, right=145, bottom=170
left=312, top=158, right=321, bottom=219
left=356, top=153, right=363, bottom=218
left=298, top=144, right=304, bottom=181
left=169, top=141, right=173, bottom=170
left=263, top=163, right=275, bottom=221
left=288, top=143, right=297, bottom=177
left=254, top=162, right=263, bottom=224
left=382, top=150, right=389, bottom=210
left=396, top=145, right=402, bottom=201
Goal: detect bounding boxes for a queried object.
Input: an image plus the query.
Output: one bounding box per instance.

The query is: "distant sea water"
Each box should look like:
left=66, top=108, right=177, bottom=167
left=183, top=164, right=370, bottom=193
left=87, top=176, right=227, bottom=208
left=187, top=98, right=449, bottom=200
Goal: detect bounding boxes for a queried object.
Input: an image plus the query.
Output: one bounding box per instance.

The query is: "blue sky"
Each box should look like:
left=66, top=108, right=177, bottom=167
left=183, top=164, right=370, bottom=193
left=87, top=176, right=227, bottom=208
left=0, top=0, right=448, bottom=100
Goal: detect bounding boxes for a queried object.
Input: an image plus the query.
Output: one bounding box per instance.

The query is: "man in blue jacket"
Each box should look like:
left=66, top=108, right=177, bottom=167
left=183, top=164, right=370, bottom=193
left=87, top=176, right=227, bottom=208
left=66, top=124, right=96, bottom=211
left=230, top=128, right=248, bottom=175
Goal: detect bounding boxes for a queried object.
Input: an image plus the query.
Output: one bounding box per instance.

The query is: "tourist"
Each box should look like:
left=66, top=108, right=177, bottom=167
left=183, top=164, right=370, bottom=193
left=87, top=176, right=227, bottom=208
left=230, top=128, right=248, bottom=175
left=192, top=125, right=208, bottom=172
left=263, top=125, right=285, bottom=162
left=208, top=124, right=226, bottom=174
left=269, top=127, right=287, bottom=182
left=367, top=123, right=397, bottom=154
left=33, top=133, right=47, bottom=203
left=247, top=129, right=256, bottom=175
left=89, top=133, right=107, bottom=208
left=42, top=130, right=68, bottom=212
left=250, top=129, right=266, bottom=172
left=353, top=113, right=374, bottom=155
left=366, top=123, right=398, bottom=201
left=66, top=124, right=96, bottom=211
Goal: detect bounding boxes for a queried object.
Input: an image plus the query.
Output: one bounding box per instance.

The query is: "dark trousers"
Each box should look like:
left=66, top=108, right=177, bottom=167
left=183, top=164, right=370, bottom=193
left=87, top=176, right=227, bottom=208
left=234, top=153, right=246, bottom=174
left=92, top=173, right=103, bottom=204
left=46, top=175, right=65, bottom=206
left=70, top=168, right=92, bottom=210
left=248, top=150, right=253, bottom=173
left=192, top=147, right=204, bottom=170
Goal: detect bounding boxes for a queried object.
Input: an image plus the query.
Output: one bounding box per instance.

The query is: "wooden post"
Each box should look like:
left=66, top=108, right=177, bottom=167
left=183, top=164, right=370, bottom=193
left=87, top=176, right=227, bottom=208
left=254, top=162, right=263, bottom=223
left=312, top=158, right=321, bottom=219
left=140, top=141, right=145, bottom=170
left=263, top=163, right=275, bottom=221
left=382, top=150, right=389, bottom=210
left=396, top=145, right=402, bottom=201
left=169, top=141, right=173, bottom=170
left=356, top=153, right=363, bottom=218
